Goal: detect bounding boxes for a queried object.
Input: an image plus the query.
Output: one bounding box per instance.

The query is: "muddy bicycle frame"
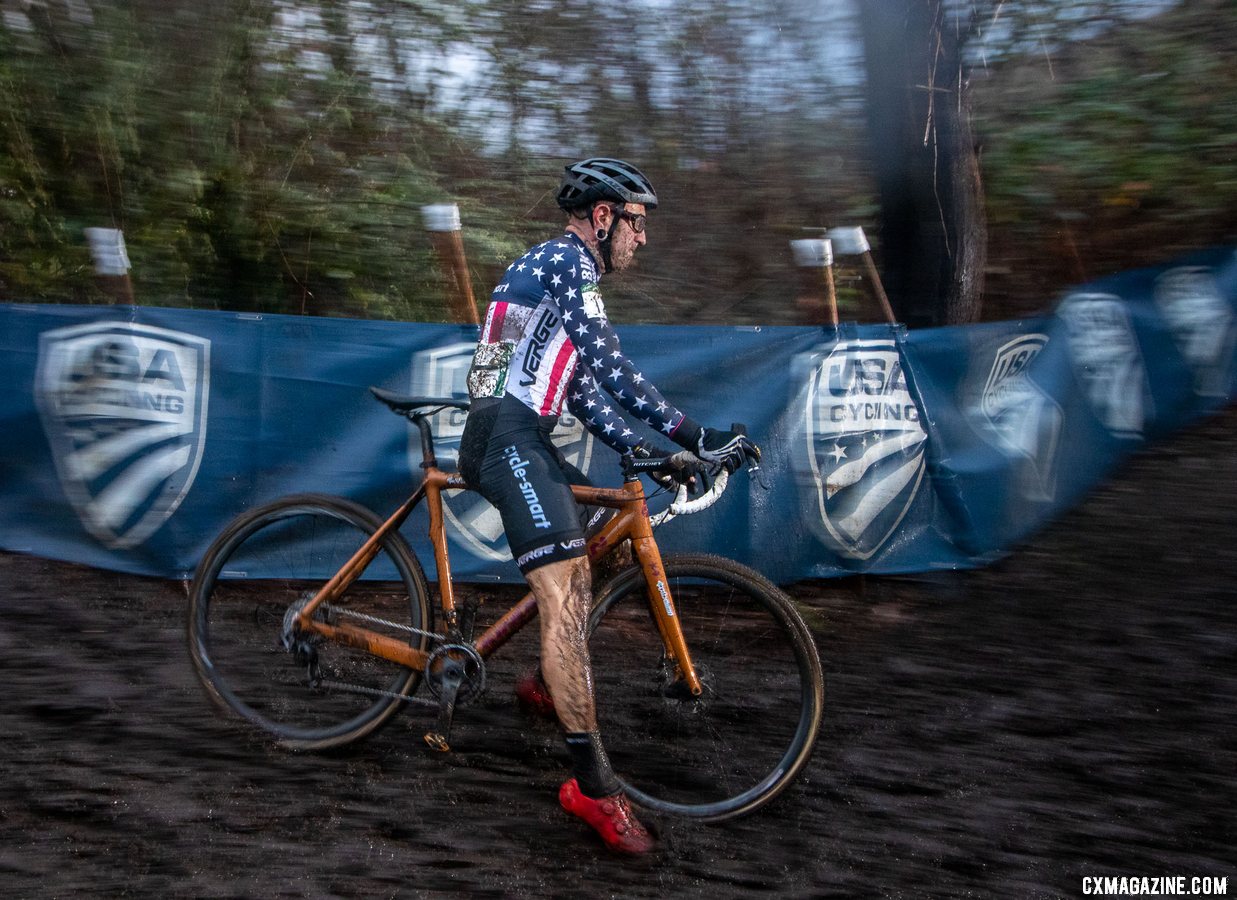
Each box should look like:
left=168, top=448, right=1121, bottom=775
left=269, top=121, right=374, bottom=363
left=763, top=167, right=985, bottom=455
left=291, top=399, right=703, bottom=699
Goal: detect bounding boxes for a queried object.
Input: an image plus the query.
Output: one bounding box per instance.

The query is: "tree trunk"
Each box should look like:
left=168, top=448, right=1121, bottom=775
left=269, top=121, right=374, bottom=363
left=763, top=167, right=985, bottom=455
left=859, top=0, right=986, bottom=326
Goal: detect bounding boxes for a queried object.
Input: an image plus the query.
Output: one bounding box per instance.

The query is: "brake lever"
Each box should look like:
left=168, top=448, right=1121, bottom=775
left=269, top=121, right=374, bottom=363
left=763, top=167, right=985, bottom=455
left=729, top=421, right=768, bottom=490
left=748, top=456, right=770, bottom=490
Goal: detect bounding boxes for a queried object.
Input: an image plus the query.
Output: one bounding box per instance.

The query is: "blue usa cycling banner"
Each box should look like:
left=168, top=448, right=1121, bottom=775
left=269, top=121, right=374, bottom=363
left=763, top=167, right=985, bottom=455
left=1, top=248, right=1234, bottom=584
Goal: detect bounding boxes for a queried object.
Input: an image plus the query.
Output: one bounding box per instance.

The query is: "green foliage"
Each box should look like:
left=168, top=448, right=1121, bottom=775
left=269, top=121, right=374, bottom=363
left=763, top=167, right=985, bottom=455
left=2, top=0, right=1232, bottom=323
left=973, top=0, right=1237, bottom=310
left=0, top=0, right=487, bottom=319
left=0, top=0, right=873, bottom=323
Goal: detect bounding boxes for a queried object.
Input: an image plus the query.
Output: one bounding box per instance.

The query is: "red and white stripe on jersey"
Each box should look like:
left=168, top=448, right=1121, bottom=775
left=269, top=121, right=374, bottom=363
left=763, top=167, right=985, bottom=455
left=470, top=232, right=695, bottom=451
left=535, top=337, right=578, bottom=415
left=481, top=301, right=509, bottom=342
left=514, top=318, right=581, bottom=415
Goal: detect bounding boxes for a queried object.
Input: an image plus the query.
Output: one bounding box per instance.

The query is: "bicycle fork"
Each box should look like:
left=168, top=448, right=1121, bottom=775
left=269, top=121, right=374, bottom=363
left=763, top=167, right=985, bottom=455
left=630, top=541, right=704, bottom=698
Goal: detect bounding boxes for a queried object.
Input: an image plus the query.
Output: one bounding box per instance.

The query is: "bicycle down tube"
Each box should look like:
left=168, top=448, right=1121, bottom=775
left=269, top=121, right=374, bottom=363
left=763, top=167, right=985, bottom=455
left=472, top=480, right=703, bottom=696
left=291, top=468, right=703, bottom=696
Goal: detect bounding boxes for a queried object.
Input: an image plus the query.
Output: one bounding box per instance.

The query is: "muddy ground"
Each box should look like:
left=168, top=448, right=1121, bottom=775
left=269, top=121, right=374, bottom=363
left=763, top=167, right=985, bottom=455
left=2, top=408, right=1235, bottom=898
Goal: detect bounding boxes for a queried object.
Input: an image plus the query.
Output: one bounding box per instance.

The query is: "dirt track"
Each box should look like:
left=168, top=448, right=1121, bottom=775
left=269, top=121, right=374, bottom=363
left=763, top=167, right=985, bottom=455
left=2, top=408, right=1235, bottom=898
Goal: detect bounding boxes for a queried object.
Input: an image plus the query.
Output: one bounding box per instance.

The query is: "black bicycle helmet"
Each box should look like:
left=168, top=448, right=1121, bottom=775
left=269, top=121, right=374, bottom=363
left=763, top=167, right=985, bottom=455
left=556, top=157, right=658, bottom=212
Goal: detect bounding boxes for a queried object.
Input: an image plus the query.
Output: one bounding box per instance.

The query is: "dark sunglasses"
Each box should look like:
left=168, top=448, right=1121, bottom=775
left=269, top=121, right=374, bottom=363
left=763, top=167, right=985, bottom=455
left=608, top=205, right=647, bottom=234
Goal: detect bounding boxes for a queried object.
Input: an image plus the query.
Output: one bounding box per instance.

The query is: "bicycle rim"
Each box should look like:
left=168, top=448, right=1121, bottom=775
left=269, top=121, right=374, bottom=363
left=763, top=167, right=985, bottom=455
left=188, top=494, right=431, bottom=751
left=588, top=553, right=824, bottom=820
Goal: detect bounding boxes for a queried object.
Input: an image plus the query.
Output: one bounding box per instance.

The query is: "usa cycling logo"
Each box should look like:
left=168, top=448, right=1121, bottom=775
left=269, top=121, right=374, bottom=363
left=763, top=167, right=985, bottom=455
left=796, top=339, right=927, bottom=560
left=975, top=334, right=1061, bottom=502
left=1058, top=293, right=1151, bottom=439
left=1154, top=266, right=1235, bottom=398
left=409, top=341, right=593, bottom=562
left=34, top=322, right=210, bottom=548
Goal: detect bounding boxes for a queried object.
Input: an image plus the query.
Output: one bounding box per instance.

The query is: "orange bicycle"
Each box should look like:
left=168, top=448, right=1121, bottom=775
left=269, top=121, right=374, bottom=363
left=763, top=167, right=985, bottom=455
left=187, top=389, right=824, bottom=821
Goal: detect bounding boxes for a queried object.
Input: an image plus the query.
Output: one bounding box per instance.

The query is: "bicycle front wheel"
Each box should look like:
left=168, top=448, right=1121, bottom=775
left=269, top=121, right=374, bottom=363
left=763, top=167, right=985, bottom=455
left=188, top=493, right=432, bottom=751
left=588, top=553, right=824, bottom=821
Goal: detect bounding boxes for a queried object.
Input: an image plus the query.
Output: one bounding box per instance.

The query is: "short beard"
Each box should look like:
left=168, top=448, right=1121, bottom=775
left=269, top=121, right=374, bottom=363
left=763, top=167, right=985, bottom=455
left=611, top=247, right=636, bottom=272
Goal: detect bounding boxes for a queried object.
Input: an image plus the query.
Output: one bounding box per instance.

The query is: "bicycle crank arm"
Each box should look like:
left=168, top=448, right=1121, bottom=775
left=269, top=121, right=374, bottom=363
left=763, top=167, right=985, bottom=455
left=424, top=658, right=467, bottom=752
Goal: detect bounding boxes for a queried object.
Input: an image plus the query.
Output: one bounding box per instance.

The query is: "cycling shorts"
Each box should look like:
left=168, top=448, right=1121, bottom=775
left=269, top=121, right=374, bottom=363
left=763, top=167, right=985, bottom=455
left=459, top=396, right=606, bottom=574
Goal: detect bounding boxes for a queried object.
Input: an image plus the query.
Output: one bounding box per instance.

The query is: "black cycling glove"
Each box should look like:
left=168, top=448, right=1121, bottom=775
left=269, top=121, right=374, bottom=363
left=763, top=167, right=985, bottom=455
left=671, top=418, right=761, bottom=474
left=633, top=443, right=712, bottom=495
left=694, top=427, right=761, bottom=473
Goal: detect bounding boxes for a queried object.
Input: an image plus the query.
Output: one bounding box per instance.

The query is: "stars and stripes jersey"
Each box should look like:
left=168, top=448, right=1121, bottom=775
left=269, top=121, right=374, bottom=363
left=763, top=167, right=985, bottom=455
left=465, top=232, right=695, bottom=454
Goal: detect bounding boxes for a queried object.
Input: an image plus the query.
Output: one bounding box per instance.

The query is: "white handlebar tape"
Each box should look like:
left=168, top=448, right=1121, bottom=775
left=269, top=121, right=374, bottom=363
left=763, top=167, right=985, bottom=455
left=649, top=468, right=730, bottom=527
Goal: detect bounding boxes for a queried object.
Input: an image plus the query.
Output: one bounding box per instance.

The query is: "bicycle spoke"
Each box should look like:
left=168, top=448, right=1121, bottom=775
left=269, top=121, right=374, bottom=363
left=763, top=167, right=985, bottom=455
left=188, top=495, right=431, bottom=750
left=588, top=554, right=823, bottom=820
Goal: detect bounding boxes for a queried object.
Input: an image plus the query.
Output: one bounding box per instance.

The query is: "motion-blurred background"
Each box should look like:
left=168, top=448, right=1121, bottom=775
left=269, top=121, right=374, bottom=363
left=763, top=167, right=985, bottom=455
left=2, top=0, right=1234, bottom=325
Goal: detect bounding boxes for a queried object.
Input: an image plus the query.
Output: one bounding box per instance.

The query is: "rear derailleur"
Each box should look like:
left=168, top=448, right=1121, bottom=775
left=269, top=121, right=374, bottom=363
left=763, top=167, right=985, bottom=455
left=280, top=596, right=327, bottom=686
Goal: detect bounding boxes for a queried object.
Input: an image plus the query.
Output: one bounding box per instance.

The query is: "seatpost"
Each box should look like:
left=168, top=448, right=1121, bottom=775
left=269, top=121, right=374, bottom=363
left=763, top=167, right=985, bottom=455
left=412, top=414, right=437, bottom=469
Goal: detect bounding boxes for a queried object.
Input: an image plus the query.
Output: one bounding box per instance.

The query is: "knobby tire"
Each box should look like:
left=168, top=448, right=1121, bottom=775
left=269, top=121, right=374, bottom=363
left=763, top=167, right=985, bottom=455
left=588, top=553, right=824, bottom=821
left=187, top=493, right=432, bottom=751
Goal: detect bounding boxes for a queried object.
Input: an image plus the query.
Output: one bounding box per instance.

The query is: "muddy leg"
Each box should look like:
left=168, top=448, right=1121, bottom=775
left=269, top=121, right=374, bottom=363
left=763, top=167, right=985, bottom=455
left=525, top=556, right=597, bottom=732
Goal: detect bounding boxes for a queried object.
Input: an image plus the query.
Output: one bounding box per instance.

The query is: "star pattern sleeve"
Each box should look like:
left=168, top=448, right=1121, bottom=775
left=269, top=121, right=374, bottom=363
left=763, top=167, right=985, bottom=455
left=566, top=367, right=642, bottom=453
left=542, top=239, right=700, bottom=450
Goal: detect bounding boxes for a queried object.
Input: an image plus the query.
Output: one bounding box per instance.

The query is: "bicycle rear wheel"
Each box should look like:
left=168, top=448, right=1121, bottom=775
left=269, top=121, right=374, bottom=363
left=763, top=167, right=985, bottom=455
left=588, top=553, right=823, bottom=821
left=187, top=493, right=432, bottom=751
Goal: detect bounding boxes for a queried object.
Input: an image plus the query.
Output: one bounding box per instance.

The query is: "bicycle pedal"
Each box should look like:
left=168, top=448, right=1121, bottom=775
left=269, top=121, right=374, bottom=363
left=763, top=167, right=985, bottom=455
left=424, top=732, right=451, bottom=752
left=290, top=640, right=317, bottom=669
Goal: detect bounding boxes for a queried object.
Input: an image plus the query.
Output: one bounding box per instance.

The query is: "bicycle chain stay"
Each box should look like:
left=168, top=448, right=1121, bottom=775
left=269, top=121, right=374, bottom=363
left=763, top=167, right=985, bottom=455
left=289, top=605, right=487, bottom=712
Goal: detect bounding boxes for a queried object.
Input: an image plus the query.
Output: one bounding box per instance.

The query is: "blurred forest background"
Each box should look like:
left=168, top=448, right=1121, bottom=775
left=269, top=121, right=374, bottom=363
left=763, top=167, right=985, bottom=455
left=1, top=0, right=1234, bottom=325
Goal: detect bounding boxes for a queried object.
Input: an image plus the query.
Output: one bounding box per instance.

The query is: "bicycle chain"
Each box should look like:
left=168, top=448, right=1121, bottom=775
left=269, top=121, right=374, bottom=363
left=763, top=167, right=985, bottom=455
left=319, top=602, right=444, bottom=643
left=308, top=604, right=444, bottom=706
left=313, top=676, right=437, bottom=706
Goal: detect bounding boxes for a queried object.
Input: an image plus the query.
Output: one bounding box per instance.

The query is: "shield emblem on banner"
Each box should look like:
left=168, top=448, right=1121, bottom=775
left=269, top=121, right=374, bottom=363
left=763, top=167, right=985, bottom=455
left=798, top=339, right=927, bottom=560
left=1058, top=293, right=1152, bottom=439
left=1154, top=266, right=1235, bottom=398
left=977, top=334, right=1062, bottom=502
left=409, top=342, right=594, bottom=562
left=34, top=322, right=211, bottom=549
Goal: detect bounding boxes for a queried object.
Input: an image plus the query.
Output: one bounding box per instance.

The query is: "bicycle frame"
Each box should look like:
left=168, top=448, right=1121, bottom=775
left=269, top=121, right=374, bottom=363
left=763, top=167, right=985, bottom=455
left=291, top=465, right=704, bottom=696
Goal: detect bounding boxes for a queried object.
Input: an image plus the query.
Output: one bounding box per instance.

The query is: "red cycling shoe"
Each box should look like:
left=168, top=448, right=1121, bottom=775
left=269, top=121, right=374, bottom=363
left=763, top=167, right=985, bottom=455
left=559, top=778, right=655, bottom=854
left=514, top=668, right=557, bottom=719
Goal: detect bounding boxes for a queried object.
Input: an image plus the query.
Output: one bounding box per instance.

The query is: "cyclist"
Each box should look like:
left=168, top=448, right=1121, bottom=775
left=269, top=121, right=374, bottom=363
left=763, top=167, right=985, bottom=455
left=458, top=157, right=759, bottom=853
